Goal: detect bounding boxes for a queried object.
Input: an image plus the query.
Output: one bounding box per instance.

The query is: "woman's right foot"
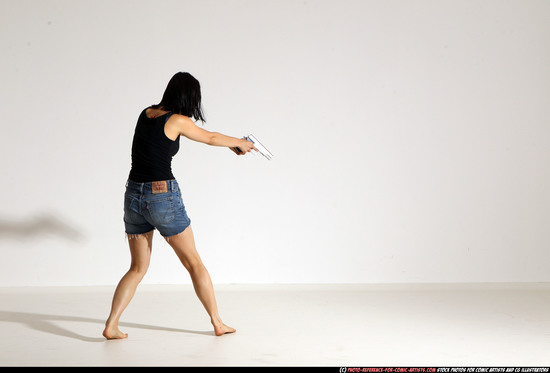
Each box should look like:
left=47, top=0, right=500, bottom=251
left=212, top=320, right=236, bottom=336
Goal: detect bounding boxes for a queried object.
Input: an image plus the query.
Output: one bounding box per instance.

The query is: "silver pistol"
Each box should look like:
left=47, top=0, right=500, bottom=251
left=234, top=134, right=273, bottom=160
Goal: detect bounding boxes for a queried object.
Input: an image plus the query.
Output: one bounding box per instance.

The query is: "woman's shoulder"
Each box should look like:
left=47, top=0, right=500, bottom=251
left=167, top=113, right=194, bottom=127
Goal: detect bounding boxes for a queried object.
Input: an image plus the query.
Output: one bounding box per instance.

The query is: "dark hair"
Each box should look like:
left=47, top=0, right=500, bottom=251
left=152, top=72, right=206, bottom=122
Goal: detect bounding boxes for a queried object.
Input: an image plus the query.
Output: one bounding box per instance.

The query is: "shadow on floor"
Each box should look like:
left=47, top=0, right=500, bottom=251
left=0, top=310, right=213, bottom=342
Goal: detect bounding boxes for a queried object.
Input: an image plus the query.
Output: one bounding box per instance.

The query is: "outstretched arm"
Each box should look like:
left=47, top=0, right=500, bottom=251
left=173, top=114, right=257, bottom=154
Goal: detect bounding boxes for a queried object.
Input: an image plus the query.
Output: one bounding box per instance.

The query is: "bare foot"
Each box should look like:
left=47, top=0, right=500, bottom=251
left=103, top=325, right=128, bottom=340
left=212, top=321, right=236, bottom=336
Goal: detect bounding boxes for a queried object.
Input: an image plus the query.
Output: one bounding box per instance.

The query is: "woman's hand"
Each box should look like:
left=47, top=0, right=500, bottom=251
left=231, top=138, right=257, bottom=155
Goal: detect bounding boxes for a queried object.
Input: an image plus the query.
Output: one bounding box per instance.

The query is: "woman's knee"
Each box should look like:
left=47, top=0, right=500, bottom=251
left=128, top=264, right=149, bottom=277
left=186, top=260, right=206, bottom=276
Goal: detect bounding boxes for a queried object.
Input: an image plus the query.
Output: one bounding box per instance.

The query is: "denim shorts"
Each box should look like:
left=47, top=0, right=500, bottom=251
left=123, top=178, right=191, bottom=241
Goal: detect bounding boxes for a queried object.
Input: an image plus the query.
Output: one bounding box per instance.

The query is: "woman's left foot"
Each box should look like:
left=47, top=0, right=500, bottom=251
left=103, top=325, right=128, bottom=340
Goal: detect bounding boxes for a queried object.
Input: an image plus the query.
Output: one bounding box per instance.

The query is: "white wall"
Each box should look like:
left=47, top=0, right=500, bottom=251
left=1, top=0, right=549, bottom=286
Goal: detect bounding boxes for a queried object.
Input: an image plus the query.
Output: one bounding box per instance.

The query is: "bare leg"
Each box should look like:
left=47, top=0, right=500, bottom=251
left=103, top=230, right=154, bottom=339
left=164, top=225, right=235, bottom=336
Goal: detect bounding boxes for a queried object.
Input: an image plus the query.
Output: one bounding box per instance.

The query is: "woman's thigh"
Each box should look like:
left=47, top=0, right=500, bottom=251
left=128, top=230, right=154, bottom=272
left=163, top=225, right=202, bottom=271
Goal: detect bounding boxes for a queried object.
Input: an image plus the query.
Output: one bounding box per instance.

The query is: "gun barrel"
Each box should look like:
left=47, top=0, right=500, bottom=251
left=246, top=134, right=273, bottom=160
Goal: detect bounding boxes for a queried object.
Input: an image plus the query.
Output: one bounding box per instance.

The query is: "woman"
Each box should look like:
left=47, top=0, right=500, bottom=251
left=103, top=72, right=257, bottom=339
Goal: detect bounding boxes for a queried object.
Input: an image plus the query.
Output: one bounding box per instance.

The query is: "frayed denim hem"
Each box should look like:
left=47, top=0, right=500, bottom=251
left=162, top=224, right=191, bottom=243
left=124, top=224, right=190, bottom=243
left=124, top=229, right=154, bottom=241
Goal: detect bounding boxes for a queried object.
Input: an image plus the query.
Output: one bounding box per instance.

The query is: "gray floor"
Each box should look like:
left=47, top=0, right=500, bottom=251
left=0, top=283, right=549, bottom=366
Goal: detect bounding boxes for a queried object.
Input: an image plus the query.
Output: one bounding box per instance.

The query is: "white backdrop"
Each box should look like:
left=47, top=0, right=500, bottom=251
left=1, top=0, right=549, bottom=286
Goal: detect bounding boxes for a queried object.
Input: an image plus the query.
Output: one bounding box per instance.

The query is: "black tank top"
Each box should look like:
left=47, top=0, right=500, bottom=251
left=128, top=108, right=180, bottom=182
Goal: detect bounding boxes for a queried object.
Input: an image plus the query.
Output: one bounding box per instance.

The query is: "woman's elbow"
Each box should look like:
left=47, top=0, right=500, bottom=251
left=206, top=132, right=219, bottom=146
